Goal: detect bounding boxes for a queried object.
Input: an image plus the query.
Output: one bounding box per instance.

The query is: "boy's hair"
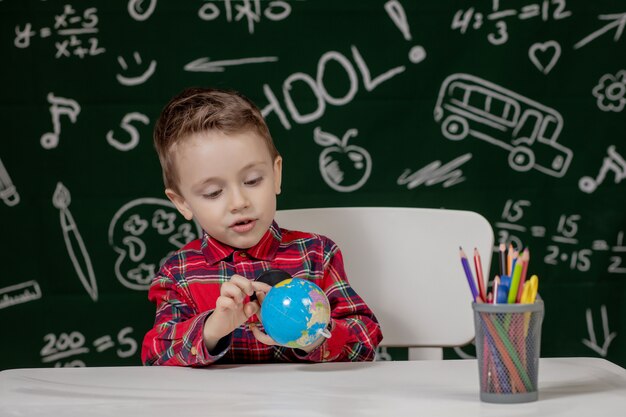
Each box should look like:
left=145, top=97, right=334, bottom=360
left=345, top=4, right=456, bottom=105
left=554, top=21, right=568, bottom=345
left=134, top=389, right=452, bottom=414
left=153, top=87, right=279, bottom=193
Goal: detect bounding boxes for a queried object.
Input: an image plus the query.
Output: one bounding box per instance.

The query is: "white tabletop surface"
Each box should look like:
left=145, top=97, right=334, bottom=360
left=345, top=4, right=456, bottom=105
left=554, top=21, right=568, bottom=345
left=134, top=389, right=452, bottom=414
left=1, top=358, right=625, bottom=417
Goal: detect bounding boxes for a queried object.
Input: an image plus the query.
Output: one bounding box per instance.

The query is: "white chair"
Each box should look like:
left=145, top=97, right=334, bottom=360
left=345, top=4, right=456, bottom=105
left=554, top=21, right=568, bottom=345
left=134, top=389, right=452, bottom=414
left=275, top=207, right=494, bottom=360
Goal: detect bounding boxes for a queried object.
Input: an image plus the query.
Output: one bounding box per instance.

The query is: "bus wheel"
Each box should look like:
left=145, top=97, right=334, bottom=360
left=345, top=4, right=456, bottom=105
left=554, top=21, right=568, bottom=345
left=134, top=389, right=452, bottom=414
left=441, top=115, right=468, bottom=141
left=508, top=146, right=535, bottom=172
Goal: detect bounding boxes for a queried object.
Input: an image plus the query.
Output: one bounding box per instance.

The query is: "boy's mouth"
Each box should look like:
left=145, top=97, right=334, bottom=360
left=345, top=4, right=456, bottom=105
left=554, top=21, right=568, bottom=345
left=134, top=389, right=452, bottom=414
left=231, top=219, right=256, bottom=233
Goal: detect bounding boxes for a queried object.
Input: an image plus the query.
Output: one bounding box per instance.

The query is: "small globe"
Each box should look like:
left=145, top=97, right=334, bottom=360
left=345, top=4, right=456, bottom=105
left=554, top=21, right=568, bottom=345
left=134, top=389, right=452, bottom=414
left=260, top=278, right=331, bottom=348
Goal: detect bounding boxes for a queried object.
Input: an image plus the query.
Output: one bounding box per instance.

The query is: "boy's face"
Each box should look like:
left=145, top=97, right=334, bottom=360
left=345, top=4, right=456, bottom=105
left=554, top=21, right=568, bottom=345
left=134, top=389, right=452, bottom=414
left=166, top=130, right=282, bottom=249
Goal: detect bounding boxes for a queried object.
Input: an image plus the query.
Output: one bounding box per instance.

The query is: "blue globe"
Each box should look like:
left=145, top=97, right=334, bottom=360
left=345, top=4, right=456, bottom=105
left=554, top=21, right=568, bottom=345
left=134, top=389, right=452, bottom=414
left=260, top=278, right=331, bottom=348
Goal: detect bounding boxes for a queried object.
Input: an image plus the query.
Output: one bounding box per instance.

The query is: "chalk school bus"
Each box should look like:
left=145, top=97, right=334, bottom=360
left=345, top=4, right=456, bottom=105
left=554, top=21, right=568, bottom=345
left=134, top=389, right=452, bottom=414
left=434, top=73, right=572, bottom=177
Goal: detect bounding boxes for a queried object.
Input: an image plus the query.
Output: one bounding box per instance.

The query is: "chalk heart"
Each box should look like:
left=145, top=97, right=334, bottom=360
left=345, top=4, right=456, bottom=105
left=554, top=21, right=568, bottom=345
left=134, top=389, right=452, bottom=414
left=529, top=41, right=561, bottom=74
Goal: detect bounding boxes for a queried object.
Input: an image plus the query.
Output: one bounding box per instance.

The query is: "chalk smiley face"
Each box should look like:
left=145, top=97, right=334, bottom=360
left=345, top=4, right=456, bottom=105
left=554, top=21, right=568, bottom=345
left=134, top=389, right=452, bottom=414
left=314, top=127, right=372, bottom=192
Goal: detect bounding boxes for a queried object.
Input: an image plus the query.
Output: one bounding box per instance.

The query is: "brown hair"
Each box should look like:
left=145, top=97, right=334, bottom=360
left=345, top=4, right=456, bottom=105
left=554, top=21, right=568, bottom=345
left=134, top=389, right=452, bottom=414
left=153, top=87, right=279, bottom=193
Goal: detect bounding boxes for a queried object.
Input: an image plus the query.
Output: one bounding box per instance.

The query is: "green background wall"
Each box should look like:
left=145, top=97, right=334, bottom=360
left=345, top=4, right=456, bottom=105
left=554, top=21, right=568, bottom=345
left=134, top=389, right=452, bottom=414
left=1, top=0, right=624, bottom=369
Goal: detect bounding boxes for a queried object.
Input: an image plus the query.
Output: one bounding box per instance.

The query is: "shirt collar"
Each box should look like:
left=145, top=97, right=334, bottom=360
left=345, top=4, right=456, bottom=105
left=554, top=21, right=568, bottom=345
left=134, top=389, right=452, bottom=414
left=201, top=221, right=282, bottom=264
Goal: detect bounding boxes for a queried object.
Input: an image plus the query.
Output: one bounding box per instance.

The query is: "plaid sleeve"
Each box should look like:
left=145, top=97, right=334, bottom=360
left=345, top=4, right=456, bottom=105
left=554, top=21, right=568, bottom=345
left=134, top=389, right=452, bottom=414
left=141, top=265, right=228, bottom=366
left=293, top=240, right=383, bottom=362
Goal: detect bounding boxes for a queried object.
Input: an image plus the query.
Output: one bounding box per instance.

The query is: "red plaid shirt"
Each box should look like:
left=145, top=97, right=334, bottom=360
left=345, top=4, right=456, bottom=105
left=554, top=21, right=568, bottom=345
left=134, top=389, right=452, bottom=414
left=141, top=221, right=382, bottom=366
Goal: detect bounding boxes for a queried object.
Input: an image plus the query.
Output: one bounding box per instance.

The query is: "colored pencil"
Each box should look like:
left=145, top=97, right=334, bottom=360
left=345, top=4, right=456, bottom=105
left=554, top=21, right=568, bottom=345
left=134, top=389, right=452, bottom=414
left=508, top=257, right=523, bottom=304
left=498, top=243, right=506, bottom=277
left=459, top=247, right=479, bottom=301
left=516, top=249, right=530, bottom=303
left=507, top=243, right=514, bottom=276
left=474, top=248, right=487, bottom=302
left=492, top=275, right=500, bottom=305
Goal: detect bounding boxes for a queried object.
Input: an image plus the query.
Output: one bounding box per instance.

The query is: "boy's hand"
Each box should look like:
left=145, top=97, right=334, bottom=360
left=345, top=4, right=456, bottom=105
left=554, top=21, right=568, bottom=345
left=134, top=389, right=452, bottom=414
left=247, top=290, right=279, bottom=346
left=203, top=274, right=270, bottom=351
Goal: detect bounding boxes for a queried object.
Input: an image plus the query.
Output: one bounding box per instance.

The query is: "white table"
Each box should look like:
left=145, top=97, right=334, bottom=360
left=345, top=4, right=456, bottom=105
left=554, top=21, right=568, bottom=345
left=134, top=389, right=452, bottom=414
left=1, top=358, right=625, bottom=416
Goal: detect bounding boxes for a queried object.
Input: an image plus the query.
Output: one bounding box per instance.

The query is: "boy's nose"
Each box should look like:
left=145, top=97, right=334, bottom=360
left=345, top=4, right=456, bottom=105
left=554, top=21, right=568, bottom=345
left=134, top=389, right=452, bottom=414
left=230, top=187, right=250, bottom=212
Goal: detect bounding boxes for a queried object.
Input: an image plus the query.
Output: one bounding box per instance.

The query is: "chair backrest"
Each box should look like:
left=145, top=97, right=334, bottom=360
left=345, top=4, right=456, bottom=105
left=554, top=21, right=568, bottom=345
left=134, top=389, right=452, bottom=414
left=275, top=207, right=494, bottom=351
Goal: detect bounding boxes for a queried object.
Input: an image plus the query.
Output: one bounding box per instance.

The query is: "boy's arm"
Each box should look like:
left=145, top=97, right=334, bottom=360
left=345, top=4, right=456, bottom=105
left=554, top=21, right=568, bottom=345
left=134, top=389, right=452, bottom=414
left=289, top=243, right=383, bottom=362
left=141, top=267, right=227, bottom=366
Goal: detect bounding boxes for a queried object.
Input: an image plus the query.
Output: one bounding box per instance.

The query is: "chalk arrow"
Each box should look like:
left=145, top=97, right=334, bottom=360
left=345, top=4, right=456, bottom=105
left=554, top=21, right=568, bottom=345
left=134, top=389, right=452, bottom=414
left=184, top=56, right=279, bottom=72
left=582, top=305, right=617, bottom=357
left=574, top=12, right=626, bottom=49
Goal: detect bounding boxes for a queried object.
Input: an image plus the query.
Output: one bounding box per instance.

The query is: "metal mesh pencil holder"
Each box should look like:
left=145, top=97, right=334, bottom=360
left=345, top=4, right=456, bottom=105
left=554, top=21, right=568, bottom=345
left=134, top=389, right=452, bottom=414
left=472, top=299, right=544, bottom=403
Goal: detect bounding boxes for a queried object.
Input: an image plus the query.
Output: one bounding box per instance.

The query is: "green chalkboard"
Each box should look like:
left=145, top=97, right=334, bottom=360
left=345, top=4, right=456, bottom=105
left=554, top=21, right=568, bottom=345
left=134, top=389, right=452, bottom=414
left=1, top=0, right=625, bottom=369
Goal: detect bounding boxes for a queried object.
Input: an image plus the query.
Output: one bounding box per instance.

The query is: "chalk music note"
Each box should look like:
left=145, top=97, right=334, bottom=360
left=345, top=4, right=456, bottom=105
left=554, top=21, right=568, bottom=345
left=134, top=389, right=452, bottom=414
left=40, top=93, right=81, bottom=149
left=52, top=182, right=98, bottom=302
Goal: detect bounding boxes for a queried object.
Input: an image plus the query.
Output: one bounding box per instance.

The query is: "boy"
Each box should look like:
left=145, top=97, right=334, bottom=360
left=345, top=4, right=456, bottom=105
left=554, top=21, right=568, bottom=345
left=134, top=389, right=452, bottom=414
left=142, top=87, right=382, bottom=366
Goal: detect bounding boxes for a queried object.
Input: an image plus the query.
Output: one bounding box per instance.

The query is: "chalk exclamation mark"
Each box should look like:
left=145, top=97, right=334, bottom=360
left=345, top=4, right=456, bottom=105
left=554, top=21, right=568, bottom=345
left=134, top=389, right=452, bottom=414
left=384, top=0, right=426, bottom=64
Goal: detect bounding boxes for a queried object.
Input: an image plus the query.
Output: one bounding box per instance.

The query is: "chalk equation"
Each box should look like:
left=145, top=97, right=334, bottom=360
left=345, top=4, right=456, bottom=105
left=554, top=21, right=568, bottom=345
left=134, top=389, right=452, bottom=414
left=14, top=4, right=105, bottom=59
left=0, top=280, right=42, bottom=310
left=108, top=198, right=202, bottom=291
left=451, top=0, right=571, bottom=46
left=40, top=327, right=138, bottom=367
left=593, top=232, right=626, bottom=275
left=496, top=198, right=626, bottom=275
left=197, top=0, right=292, bottom=34
left=434, top=73, right=572, bottom=178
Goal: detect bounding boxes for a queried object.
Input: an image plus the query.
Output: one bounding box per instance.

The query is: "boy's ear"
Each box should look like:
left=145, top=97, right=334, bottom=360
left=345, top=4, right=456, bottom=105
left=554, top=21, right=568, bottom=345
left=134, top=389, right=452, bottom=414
left=165, top=188, right=194, bottom=221
left=273, top=156, right=283, bottom=195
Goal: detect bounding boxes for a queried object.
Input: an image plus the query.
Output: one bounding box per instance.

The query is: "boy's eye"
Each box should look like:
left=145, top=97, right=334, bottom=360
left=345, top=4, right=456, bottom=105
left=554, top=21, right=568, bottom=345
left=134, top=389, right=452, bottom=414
left=244, top=177, right=263, bottom=186
left=202, top=189, right=222, bottom=199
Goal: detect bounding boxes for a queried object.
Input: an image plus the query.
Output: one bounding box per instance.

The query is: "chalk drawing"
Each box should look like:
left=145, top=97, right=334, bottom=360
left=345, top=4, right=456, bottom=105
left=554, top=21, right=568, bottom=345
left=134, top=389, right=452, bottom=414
left=592, top=70, right=626, bottom=112
left=314, top=127, right=371, bottom=193
left=582, top=305, right=617, bottom=357
left=108, top=198, right=202, bottom=291
left=128, top=0, right=157, bottom=21
left=528, top=40, right=561, bottom=74
left=397, top=153, right=472, bottom=189
left=574, top=12, right=626, bottom=50
left=579, top=146, right=626, bottom=193
left=0, top=155, right=20, bottom=206
left=41, top=93, right=81, bottom=149
left=116, top=52, right=157, bottom=86
left=0, top=280, right=42, bottom=310
left=434, top=73, right=572, bottom=177
left=184, top=56, right=278, bottom=73
left=53, top=183, right=98, bottom=302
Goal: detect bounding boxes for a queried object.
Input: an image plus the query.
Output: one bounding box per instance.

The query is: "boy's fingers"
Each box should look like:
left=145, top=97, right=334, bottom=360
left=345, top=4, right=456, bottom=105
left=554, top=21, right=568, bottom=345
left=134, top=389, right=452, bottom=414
left=243, top=301, right=259, bottom=318
left=249, top=323, right=277, bottom=346
left=229, top=274, right=255, bottom=296
left=220, top=282, right=245, bottom=304
left=251, top=281, right=272, bottom=293
left=215, top=296, right=236, bottom=311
